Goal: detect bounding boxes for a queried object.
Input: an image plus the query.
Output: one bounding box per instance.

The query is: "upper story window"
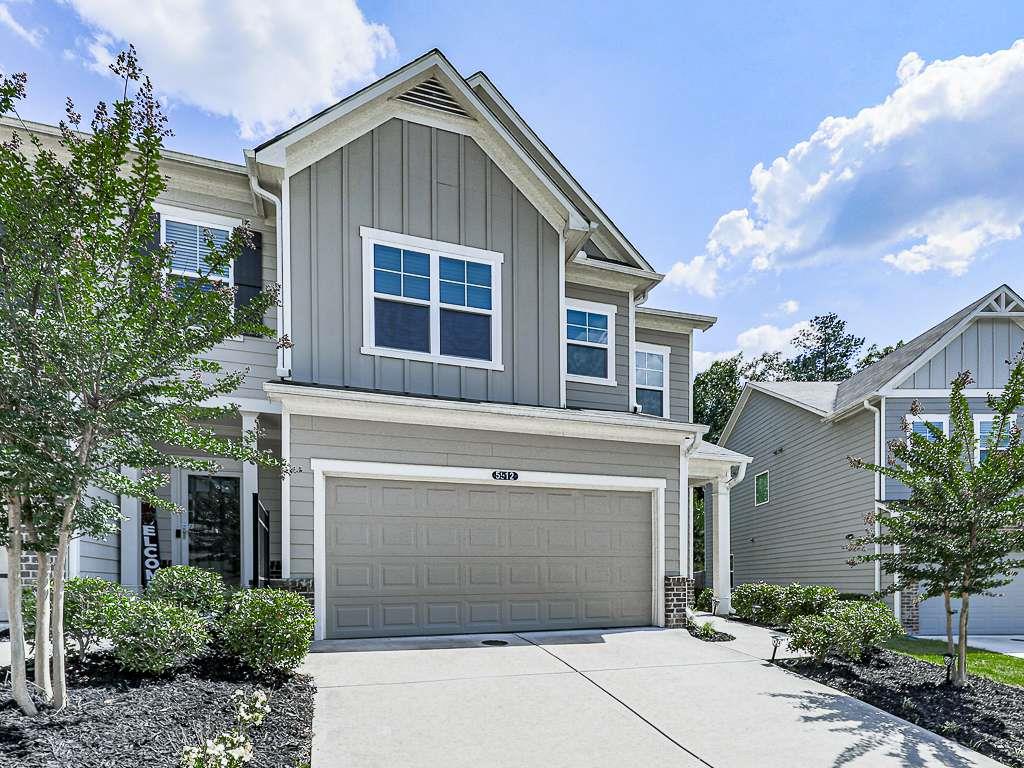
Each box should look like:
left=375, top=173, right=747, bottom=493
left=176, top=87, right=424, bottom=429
left=907, top=414, right=948, bottom=443
left=361, top=227, right=503, bottom=370
left=635, top=342, right=670, bottom=417
left=754, top=470, right=770, bottom=506
left=158, top=205, right=240, bottom=291
left=976, top=414, right=1016, bottom=462
left=565, top=298, right=616, bottom=386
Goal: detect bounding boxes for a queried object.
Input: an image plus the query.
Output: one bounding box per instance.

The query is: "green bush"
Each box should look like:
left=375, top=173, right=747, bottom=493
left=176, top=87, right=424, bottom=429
left=778, top=583, right=839, bottom=625
left=145, top=565, right=226, bottom=616
left=731, top=582, right=785, bottom=625
left=21, top=577, right=129, bottom=654
left=694, top=587, right=714, bottom=612
left=787, top=600, right=903, bottom=662
left=222, top=589, right=314, bottom=672
left=688, top=620, right=719, bottom=641
left=109, top=598, right=209, bottom=674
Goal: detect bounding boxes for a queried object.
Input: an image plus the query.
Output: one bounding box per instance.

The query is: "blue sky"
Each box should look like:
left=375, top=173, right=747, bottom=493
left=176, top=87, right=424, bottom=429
left=3, top=1, right=1023, bottom=369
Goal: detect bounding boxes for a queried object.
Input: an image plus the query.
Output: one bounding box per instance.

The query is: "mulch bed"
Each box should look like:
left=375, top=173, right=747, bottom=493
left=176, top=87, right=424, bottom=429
left=779, top=650, right=1024, bottom=768
left=686, top=624, right=735, bottom=642
left=0, top=652, right=314, bottom=768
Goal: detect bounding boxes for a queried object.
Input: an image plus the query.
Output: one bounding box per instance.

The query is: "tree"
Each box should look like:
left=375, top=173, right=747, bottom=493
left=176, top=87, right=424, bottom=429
left=0, top=50, right=288, bottom=714
left=786, top=313, right=865, bottom=382
left=850, top=365, right=1024, bottom=685
left=693, top=355, right=744, bottom=443
left=856, top=341, right=905, bottom=371
left=742, top=351, right=788, bottom=383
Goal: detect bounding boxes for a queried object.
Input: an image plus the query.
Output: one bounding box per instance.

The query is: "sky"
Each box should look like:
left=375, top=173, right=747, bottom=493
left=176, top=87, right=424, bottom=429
left=2, top=1, right=1023, bottom=371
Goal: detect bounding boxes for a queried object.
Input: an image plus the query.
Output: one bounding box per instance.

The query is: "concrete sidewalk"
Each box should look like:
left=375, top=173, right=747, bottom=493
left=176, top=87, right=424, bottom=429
left=302, top=622, right=1003, bottom=768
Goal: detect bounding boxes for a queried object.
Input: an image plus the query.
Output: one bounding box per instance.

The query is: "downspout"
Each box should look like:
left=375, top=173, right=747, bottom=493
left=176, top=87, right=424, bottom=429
left=862, top=399, right=883, bottom=595
left=246, top=158, right=288, bottom=378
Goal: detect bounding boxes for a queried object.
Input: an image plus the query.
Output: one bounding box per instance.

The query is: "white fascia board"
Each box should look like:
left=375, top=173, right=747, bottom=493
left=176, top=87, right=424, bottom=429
left=466, top=73, right=656, bottom=274
left=264, top=382, right=705, bottom=445
left=879, top=388, right=1005, bottom=398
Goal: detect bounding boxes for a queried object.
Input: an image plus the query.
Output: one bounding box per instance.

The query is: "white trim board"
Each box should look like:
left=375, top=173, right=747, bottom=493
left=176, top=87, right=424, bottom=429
left=309, top=459, right=668, bottom=641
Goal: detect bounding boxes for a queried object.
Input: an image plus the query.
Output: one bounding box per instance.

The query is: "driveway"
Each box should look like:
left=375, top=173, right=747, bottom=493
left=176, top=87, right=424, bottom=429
left=920, top=634, right=1024, bottom=658
left=302, top=620, right=1002, bottom=768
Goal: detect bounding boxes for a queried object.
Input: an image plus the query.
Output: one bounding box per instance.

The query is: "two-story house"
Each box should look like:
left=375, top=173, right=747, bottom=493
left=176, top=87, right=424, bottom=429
left=720, top=284, right=1024, bottom=636
left=7, top=50, right=751, bottom=641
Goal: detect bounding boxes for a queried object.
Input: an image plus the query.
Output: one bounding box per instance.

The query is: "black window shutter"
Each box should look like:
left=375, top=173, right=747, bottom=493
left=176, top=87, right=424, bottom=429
left=234, top=229, right=263, bottom=335
left=147, top=211, right=161, bottom=254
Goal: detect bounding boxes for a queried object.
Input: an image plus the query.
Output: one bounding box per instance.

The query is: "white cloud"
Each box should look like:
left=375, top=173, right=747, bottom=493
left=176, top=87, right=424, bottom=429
left=664, top=254, right=719, bottom=298
left=779, top=299, right=799, bottom=315
left=64, top=0, right=395, bottom=139
left=0, top=2, right=42, bottom=47
left=669, top=40, right=1024, bottom=293
left=693, top=320, right=809, bottom=373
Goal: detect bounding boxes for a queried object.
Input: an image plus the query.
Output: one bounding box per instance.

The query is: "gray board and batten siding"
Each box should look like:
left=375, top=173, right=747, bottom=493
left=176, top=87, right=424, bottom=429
left=897, top=317, right=1024, bottom=390
left=288, top=117, right=561, bottom=406
left=722, top=389, right=877, bottom=594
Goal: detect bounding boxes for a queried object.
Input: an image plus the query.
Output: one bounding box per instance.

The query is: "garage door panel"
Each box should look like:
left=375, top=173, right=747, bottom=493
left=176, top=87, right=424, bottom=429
left=919, top=557, right=1024, bottom=634
left=324, top=478, right=654, bottom=638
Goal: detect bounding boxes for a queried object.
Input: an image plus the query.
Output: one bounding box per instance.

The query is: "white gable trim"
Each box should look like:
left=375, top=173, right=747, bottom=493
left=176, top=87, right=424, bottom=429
left=255, top=52, right=589, bottom=236
left=881, top=285, right=1024, bottom=394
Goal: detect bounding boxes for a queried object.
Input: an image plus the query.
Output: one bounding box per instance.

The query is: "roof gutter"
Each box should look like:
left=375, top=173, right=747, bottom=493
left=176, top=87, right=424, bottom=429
left=244, top=150, right=289, bottom=377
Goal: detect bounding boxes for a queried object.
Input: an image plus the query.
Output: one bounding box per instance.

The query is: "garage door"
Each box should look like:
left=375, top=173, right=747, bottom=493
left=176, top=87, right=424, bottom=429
left=324, top=478, right=654, bottom=638
left=919, top=558, right=1024, bottom=635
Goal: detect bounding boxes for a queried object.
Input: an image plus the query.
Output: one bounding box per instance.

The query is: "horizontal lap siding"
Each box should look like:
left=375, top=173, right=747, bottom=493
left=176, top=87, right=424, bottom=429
left=565, top=284, right=630, bottom=412
left=635, top=328, right=691, bottom=423
left=78, top=486, right=120, bottom=582
left=900, top=318, right=1024, bottom=390
left=724, top=391, right=876, bottom=593
left=289, top=118, right=560, bottom=406
left=286, top=416, right=681, bottom=579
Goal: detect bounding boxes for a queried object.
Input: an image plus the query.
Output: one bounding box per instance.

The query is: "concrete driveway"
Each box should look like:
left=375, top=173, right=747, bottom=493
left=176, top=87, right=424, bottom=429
left=302, top=621, right=1004, bottom=768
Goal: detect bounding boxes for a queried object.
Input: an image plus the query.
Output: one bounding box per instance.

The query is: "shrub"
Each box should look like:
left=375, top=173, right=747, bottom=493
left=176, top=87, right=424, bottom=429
left=145, top=565, right=226, bottom=617
left=787, top=600, right=903, bottom=662
left=731, top=582, right=785, bottom=625
left=689, top=620, right=719, bottom=641
left=109, top=598, right=209, bottom=674
left=21, top=577, right=129, bottom=654
left=694, top=587, right=714, bottom=612
left=778, top=583, right=839, bottom=625
left=222, top=589, right=314, bottom=672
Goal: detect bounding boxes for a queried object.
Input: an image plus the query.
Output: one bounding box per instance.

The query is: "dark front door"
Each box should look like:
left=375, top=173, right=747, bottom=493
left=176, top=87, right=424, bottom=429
left=187, top=475, right=241, bottom=585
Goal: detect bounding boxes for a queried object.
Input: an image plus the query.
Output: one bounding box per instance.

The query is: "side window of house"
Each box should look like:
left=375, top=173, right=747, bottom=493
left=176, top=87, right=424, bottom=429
left=754, top=470, right=769, bottom=506
left=976, top=415, right=1016, bottom=462
left=566, top=299, right=616, bottom=385
left=908, top=415, right=948, bottom=443
left=361, top=227, right=503, bottom=369
left=635, top=343, right=669, bottom=417
left=164, top=218, right=232, bottom=285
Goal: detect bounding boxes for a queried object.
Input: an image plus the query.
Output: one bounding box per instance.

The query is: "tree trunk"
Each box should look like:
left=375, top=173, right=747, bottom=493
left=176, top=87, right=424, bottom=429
left=33, top=551, right=52, bottom=702
left=943, top=590, right=955, bottom=657
left=955, top=591, right=971, bottom=686
left=6, top=497, right=38, bottom=715
left=49, top=524, right=72, bottom=709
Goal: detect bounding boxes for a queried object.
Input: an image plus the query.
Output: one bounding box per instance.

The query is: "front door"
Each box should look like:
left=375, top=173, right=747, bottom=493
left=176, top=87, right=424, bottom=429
left=185, top=475, right=242, bottom=585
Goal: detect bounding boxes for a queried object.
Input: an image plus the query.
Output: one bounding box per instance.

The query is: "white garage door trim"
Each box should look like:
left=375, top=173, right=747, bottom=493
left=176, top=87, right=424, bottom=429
left=310, top=459, right=667, bottom=641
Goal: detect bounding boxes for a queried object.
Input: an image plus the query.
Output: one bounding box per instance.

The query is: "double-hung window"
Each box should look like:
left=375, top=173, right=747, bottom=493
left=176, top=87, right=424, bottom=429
left=159, top=205, right=237, bottom=287
left=361, top=227, right=503, bottom=369
left=635, top=342, right=670, bottom=417
left=907, top=414, right=948, bottom=444
left=975, top=414, right=1016, bottom=462
left=565, top=298, right=617, bottom=386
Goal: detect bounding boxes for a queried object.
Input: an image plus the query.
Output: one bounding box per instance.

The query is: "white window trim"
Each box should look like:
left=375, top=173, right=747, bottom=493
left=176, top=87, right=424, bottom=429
left=157, top=203, right=240, bottom=284
left=635, top=341, right=671, bottom=418
left=754, top=469, right=770, bottom=506
left=907, top=413, right=949, bottom=445
left=359, top=226, right=504, bottom=371
left=974, top=413, right=1017, bottom=462
left=565, top=297, right=617, bottom=387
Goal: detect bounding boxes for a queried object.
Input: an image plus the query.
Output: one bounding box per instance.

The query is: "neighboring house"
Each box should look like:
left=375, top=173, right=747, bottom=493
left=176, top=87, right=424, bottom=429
left=1, top=50, right=751, bottom=640
left=720, top=284, right=1024, bottom=635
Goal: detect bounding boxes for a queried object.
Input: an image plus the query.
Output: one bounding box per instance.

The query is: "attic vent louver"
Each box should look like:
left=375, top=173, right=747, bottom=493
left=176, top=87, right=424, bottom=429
left=397, top=76, right=471, bottom=118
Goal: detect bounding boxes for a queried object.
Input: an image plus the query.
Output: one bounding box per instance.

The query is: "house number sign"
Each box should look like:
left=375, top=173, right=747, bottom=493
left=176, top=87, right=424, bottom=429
left=491, top=470, right=519, bottom=481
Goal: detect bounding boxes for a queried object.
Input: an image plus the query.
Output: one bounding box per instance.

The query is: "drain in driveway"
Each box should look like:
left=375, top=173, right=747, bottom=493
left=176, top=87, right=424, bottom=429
left=481, top=639, right=509, bottom=647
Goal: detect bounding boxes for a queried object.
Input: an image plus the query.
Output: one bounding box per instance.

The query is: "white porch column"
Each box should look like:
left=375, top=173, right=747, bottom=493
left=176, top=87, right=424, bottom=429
left=712, top=476, right=732, bottom=615
left=119, top=467, right=142, bottom=592
left=241, top=411, right=258, bottom=587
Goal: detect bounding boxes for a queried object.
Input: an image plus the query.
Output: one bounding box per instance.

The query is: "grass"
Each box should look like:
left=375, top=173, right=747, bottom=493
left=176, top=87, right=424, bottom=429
left=883, top=636, right=1024, bottom=687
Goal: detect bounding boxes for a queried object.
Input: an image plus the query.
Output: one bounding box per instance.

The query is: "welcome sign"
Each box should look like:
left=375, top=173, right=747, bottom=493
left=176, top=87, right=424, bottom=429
left=140, top=504, right=162, bottom=587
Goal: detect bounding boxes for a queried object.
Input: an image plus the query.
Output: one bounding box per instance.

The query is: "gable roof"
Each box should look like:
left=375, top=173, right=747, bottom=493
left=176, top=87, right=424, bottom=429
left=718, top=381, right=837, bottom=446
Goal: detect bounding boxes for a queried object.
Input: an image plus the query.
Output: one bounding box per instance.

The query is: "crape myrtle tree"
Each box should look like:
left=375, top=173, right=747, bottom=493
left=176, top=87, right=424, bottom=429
left=849, top=362, right=1024, bottom=686
left=0, top=49, right=290, bottom=715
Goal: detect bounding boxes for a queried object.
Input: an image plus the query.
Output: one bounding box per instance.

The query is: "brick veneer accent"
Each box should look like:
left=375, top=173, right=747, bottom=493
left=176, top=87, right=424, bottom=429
left=900, top=581, right=920, bottom=634
left=664, top=575, right=695, bottom=628
left=266, top=577, right=314, bottom=608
